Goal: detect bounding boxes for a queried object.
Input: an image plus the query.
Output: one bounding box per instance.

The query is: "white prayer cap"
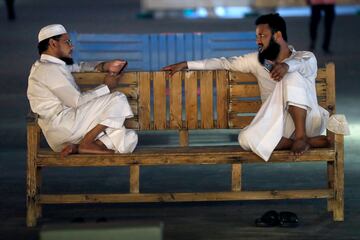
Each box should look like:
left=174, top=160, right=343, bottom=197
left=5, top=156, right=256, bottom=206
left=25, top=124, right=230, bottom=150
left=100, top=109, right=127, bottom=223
left=38, top=24, right=67, bottom=42
left=326, top=114, right=350, bottom=135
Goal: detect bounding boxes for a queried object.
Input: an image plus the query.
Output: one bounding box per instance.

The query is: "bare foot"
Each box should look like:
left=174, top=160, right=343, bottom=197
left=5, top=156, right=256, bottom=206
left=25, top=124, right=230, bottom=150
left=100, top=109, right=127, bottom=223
left=308, top=135, right=332, bottom=148
left=291, top=138, right=310, bottom=156
left=61, top=144, right=79, bottom=157
left=275, top=137, right=294, bottom=150
left=78, top=142, right=114, bottom=154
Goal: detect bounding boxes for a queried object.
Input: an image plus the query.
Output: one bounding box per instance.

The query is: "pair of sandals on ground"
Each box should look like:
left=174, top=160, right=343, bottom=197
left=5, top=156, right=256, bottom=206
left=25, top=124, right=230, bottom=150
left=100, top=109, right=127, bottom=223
left=255, top=210, right=299, bottom=228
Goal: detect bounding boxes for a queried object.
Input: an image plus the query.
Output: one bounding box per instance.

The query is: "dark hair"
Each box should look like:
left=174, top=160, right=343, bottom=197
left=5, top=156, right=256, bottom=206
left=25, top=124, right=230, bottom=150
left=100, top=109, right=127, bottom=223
left=37, top=34, right=62, bottom=55
left=255, top=13, right=288, bottom=41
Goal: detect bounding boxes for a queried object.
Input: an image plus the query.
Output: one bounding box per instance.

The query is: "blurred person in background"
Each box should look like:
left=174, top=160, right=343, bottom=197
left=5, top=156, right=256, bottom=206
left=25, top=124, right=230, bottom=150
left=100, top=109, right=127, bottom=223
left=307, top=0, right=336, bottom=54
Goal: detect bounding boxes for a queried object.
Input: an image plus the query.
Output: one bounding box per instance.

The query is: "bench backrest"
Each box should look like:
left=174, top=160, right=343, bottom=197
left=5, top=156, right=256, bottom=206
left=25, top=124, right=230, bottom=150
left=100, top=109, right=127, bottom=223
left=70, top=32, right=257, bottom=71
left=73, top=63, right=335, bottom=131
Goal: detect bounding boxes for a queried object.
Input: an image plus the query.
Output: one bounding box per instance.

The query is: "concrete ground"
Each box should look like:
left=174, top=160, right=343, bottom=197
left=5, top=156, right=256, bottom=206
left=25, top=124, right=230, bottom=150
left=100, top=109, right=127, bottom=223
left=0, top=1, right=359, bottom=239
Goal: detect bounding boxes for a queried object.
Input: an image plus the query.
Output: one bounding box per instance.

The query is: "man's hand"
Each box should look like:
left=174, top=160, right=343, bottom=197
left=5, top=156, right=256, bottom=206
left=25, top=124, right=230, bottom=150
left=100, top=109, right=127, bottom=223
left=104, top=74, right=118, bottom=91
left=270, top=62, right=289, bottom=81
left=103, top=60, right=127, bottom=76
left=161, top=61, right=188, bottom=76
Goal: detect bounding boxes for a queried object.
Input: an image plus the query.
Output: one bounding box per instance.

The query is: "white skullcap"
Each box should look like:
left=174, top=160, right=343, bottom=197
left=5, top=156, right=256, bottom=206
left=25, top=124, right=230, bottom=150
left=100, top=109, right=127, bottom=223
left=38, top=24, right=67, bottom=42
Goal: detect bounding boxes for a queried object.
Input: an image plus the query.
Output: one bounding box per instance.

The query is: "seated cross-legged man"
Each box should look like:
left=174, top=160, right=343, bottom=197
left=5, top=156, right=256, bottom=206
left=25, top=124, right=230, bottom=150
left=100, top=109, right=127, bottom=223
left=162, top=13, right=330, bottom=161
left=27, top=24, right=138, bottom=157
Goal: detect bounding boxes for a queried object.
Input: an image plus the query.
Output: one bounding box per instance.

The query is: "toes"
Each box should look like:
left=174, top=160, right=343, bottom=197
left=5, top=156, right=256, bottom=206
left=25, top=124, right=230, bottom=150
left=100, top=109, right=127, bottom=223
left=60, top=144, right=78, bottom=157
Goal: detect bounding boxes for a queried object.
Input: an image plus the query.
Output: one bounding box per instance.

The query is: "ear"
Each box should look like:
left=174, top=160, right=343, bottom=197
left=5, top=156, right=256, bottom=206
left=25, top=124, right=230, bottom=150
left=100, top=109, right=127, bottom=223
left=48, top=38, right=58, bottom=49
left=274, top=31, right=283, bottom=42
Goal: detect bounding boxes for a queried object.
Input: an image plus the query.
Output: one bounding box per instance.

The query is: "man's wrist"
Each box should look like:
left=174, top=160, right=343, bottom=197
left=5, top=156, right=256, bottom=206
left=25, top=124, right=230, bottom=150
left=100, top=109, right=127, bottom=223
left=283, top=63, right=289, bottom=70
left=96, top=62, right=106, bottom=72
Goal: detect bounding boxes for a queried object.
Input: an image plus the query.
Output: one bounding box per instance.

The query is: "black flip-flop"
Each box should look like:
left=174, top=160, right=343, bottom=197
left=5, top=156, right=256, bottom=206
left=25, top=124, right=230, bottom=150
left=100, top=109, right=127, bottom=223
left=255, top=210, right=280, bottom=227
left=279, top=211, right=299, bottom=228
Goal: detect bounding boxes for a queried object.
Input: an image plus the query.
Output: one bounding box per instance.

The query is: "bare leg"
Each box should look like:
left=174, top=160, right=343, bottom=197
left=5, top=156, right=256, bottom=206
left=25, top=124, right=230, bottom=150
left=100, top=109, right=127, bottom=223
left=274, top=133, right=331, bottom=153
left=78, top=124, right=114, bottom=154
left=308, top=135, right=332, bottom=148
left=288, top=105, right=310, bottom=156
left=275, top=137, right=293, bottom=150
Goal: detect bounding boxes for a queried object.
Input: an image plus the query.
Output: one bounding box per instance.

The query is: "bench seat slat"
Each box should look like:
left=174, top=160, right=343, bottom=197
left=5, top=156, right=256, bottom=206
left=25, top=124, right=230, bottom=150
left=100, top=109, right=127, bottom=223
left=36, top=146, right=335, bottom=167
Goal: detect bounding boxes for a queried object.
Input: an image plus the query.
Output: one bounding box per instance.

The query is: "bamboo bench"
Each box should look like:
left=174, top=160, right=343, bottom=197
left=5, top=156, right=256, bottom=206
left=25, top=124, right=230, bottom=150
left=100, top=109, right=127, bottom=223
left=26, top=63, right=344, bottom=227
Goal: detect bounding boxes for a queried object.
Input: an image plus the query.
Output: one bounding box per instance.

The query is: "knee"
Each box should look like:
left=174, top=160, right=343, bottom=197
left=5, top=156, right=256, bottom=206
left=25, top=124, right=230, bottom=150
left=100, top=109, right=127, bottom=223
left=238, top=130, right=251, bottom=150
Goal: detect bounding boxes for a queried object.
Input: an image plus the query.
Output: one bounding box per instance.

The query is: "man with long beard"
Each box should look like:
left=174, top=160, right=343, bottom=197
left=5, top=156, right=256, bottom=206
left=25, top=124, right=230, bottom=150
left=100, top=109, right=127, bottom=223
left=162, top=13, right=330, bottom=161
left=27, top=24, right=138, bottom=156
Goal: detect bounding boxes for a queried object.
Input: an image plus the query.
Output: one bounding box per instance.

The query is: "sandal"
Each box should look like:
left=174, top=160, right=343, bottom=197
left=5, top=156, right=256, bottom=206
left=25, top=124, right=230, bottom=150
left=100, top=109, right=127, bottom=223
left=279, top=211, right=299, bottom=228
left=255, top=210, right=280, bottom=227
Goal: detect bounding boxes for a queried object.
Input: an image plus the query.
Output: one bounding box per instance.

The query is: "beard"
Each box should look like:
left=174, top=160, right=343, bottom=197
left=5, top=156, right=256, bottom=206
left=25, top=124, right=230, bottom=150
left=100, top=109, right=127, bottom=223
left=258, top=37, right=280, bottom=65
left=60, top=57, right=74, bottom=65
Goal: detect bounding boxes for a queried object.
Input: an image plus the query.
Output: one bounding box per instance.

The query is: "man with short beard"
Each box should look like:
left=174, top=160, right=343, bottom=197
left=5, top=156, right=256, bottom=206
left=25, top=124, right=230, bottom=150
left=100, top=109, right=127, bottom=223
left=27, top=24, right=138, bottom=156
left=162, top=13, right=330, bottom=161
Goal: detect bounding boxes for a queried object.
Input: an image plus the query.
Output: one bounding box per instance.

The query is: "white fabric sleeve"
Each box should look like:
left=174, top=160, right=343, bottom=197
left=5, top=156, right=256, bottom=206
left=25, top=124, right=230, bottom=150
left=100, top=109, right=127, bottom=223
left=187, top=53, right=256, bottom=73
left=68, top=61, right=103, bottom=73
left=284, top=51, right=318, bottom=79
left=51, top=84, right=110, bottom=108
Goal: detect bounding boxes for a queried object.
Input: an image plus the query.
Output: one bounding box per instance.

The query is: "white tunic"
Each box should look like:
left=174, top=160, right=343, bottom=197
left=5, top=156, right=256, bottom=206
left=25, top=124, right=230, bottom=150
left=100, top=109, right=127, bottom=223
left=27, top=54, right=138, bottom=153
left=188, top=47, right=329, bottom=161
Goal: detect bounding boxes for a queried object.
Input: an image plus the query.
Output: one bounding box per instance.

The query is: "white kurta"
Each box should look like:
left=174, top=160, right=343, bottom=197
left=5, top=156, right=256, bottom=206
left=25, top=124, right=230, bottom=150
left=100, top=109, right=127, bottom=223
left=27, top=54, right=138, bottom=153
left=188, top=47, right=329, bottom=161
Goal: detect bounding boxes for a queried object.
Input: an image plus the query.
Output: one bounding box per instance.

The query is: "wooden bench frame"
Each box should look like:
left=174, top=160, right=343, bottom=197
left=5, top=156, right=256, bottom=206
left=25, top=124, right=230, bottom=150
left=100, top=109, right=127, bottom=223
left=26, top=63, right=344, bottom=227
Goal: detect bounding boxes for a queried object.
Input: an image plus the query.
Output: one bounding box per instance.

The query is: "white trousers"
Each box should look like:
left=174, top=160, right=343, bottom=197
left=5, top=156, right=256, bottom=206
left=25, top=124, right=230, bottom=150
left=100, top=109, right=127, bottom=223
left=238, top=72, right=329, bottom=161
left=43, top=92, right=138, bottom=153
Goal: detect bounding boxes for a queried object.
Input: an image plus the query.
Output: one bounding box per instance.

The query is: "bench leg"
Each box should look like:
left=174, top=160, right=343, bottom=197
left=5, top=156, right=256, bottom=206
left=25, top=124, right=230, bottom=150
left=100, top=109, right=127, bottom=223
left=333, top=134, right=344, bottom=221
left=130, top=165, right=140, bottom=193
left=36, top=167, right=42, bottom=218
left=231, top=164, right=242, bottom=191
left=327, top=162, right=334, bottom=212
left=27, top=166, right=41, bottom=227
left=27, top=123, right=41, bottom=227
